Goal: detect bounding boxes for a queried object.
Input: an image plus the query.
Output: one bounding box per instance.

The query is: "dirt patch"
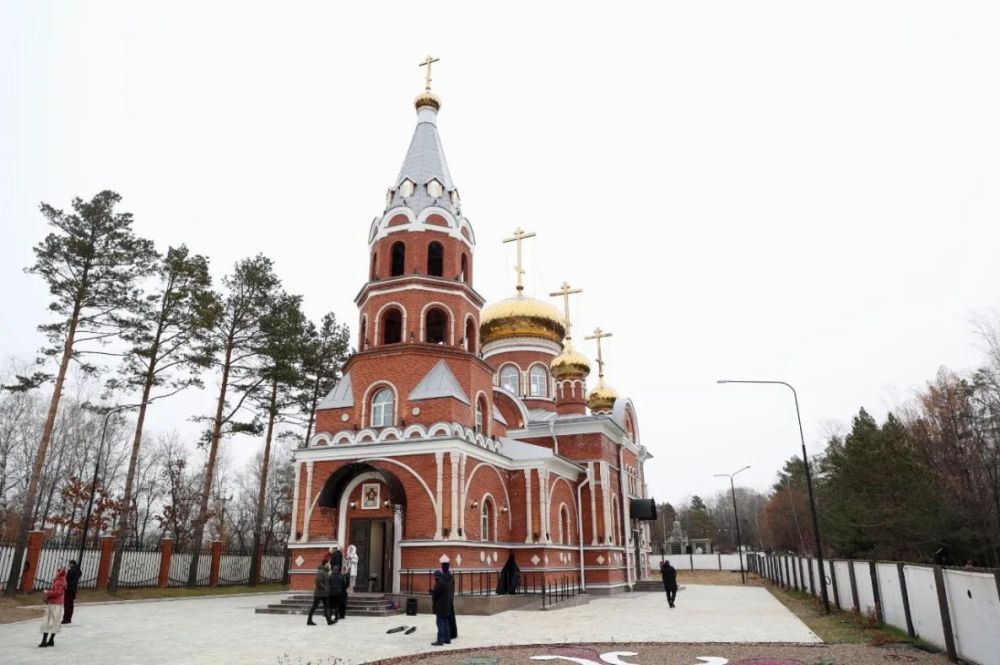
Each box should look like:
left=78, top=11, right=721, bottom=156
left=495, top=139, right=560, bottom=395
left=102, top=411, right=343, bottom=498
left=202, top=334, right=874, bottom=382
left=0, top=599, right=43, bottom=625
left=367, top=642, right=947, bottom=665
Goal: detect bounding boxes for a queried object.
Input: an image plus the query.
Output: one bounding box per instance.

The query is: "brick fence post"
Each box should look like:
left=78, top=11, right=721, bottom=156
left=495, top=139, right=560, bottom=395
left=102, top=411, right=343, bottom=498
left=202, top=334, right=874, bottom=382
left=209, top=541, right=223, bottom=587
left=19, top=530, right=45, bottom=592
left=158, top=537, right=173, bottom=588
left=96, top=534, right=116, bottom=589
left=253, top=543, right=264, bottom=586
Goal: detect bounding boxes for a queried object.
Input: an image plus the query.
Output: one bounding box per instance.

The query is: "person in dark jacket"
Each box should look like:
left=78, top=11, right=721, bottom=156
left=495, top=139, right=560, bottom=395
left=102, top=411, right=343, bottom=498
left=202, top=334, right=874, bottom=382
left=430, top=562, right=453, bottom=646
left=446, top=561, right=458, bottom=640
left=329, top=546, right=344, bottom=572
left=307, top=562, right=333, bottom=625
left=495, top=554, right=521, bottom=595
left=328, top=565, right=346, bottom=623
left=62, top=559, right=82, bottom=624
left=660, top=559, right=678, bottom=608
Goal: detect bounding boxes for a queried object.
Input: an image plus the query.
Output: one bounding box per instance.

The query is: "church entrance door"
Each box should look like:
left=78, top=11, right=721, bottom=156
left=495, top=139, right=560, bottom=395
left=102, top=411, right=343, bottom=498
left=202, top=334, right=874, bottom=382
left=349, top=518, right=394, bottom=592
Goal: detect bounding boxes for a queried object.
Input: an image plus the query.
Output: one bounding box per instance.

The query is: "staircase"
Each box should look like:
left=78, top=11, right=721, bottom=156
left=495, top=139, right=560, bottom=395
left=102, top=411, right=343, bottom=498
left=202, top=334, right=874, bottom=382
left=256, top=592, right=404, bottom=617
left=631, top=580, right=665, bottom=592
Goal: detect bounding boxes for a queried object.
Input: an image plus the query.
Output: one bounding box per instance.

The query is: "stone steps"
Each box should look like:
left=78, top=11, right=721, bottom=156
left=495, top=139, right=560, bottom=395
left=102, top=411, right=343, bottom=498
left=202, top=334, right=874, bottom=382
left=632, top=581, right=665, bottom=592
left=255, top=593, right=404, bottom=617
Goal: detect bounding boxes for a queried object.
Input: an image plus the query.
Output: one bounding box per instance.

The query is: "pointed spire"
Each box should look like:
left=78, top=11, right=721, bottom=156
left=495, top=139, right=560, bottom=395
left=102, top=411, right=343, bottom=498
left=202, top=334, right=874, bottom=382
left=386, top=56, right=459, bottom=215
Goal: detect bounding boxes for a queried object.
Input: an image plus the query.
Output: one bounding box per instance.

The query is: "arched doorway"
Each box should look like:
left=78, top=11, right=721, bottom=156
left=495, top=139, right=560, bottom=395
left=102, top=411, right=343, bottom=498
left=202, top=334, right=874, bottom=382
left=317, top=463, right=407, bottom=592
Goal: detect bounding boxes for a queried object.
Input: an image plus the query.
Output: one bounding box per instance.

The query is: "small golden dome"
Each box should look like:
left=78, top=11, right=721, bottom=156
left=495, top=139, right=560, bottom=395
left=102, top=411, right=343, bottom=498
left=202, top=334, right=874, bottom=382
left=480, top=295, right=566, bottom=346
left=587, top=378, right=619, bottom=412
left=414, top=91, right=441, bottom=111
left=550, top=342, right=591, bottom=380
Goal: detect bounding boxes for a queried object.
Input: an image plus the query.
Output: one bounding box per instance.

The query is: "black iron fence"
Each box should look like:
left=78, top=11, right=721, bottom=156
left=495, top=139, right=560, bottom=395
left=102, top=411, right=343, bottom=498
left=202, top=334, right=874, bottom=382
left=540, top=576, right=582, bottom=610
left=115, top=540, right=161, bottom=588
left=400, top=568, right=550, bottom=596
left=0, top=539, right=19, bottom=592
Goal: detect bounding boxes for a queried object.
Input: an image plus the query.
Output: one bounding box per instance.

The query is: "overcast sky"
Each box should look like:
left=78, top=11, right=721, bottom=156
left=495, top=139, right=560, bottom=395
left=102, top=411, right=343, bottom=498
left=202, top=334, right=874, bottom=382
left=2, top=1, right=999, bottom=509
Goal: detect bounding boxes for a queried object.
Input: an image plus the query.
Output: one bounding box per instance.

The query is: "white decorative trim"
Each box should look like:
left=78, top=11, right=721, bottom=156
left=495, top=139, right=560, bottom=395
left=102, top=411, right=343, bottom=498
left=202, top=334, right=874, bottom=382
left=303, top=461, right=315, bottom=542
left=524, top=469, right=533, bottom=543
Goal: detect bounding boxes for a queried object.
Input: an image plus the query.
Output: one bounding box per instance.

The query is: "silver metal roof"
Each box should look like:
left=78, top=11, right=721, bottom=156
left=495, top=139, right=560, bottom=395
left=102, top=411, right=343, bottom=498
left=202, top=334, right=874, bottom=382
left=407, top=359, right=471, bottom=405
left=317, top=372, right=353, bottom=409
left=387, top=106, right=460, bottom=215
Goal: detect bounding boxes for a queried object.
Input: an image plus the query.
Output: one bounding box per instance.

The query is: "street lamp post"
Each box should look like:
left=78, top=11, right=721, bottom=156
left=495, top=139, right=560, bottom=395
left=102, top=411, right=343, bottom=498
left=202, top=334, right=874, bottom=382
left=716, top=379, right=831, bottom=614
left=714, top=465, right=750, bottom=584
left=77, top=401, right=147, bottom=564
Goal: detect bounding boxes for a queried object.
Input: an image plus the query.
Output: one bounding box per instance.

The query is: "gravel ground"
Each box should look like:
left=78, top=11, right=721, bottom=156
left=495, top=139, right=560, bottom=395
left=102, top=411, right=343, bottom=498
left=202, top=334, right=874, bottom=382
left=368, top=641, right=947, bottom=665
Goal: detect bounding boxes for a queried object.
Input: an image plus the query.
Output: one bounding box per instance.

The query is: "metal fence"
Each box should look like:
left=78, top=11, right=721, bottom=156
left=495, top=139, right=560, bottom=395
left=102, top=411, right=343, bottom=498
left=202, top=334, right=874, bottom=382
left=116, top=540, right=162, bottom=588
left=750, top=553, right=1000, bottom=665
left=218, top=543, right=252, bottom=586
left=168, top=547, right=213, bottom=587
left=260, top=546, right=289, bottom=585
left=0, top=539, right=20, bottom=591
left=400, top=568, right=549, bottom=596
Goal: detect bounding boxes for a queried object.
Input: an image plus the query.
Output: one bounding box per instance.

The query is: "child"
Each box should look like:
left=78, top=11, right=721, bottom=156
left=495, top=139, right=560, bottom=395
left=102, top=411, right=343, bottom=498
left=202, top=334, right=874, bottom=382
left=39, top=566, right=67, bottom=647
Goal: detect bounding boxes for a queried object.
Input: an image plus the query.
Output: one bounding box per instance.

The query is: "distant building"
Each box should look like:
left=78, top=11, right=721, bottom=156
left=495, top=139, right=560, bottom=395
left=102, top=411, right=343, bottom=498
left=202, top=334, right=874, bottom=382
left=666, top=519, right=713, bottom=555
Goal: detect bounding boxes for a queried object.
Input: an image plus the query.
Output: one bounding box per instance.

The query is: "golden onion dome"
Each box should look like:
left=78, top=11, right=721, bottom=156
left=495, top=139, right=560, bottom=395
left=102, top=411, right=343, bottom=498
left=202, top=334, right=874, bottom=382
left=480, top=295, right=566, bottom=346
left=550, top=341, right=591, bottom=380
left=414, top=91, right=441, bottom=111
left=587, top=378, right=619, bottom=413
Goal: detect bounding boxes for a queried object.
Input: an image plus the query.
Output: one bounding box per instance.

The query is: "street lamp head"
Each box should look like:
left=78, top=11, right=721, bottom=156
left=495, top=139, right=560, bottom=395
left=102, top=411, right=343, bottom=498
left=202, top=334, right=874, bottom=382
left=713, top=473, right=729, bottom=478
left=734, top=465, right=751, bottom=476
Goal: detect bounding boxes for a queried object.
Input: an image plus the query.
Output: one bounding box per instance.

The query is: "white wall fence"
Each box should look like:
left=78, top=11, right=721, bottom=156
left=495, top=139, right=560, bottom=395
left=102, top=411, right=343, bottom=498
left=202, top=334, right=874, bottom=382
left=749, top=553, right=1000, bottom=665
left=650, top=552, right=754, bottom=571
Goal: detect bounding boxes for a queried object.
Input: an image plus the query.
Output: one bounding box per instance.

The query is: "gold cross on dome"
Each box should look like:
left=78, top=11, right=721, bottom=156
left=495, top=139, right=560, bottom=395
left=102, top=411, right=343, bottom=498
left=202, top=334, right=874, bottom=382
left=549, top=281, right=583, bottom=340
left=419, top=55, right=440, bottom=92
left=585, top=327, right=613, bottom=378
left=502, top=227, right=536, bottom=293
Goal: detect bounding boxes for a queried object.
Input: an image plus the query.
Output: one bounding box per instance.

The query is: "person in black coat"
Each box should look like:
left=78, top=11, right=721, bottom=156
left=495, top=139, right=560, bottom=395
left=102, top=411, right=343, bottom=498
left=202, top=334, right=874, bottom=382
left=495, top=555, right=521, bottom=595
left=430, top=563, right=453, bottom=646
left=62, top=560, right=82, bottom=624
left=328, top=565, right=346, bottom=622
left=307, top=562, right=333, bottom=626
left=329, top=546, right=344, bottom=572
left=660, top=559, right=678, bottom=608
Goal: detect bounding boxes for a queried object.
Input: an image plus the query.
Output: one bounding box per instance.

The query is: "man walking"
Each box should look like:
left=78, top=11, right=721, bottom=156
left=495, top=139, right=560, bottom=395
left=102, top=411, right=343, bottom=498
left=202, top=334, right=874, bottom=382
left=660, top=558, right=678, bottom=608
left=62, top=559, right=81, bottom=624
left=328, top=565, right=346, bottom=623
left=430, top=562, right=453, bottom=646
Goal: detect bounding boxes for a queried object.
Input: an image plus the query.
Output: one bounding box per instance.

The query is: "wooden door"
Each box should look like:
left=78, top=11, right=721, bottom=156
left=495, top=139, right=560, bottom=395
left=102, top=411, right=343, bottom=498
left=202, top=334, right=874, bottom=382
left=350, top=520, right=370, bottom=591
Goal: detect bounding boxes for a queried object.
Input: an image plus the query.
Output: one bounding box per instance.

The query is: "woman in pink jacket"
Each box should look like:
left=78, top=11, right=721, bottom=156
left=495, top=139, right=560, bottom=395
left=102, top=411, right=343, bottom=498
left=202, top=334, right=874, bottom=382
left=39, top=566, right=67, bottom=647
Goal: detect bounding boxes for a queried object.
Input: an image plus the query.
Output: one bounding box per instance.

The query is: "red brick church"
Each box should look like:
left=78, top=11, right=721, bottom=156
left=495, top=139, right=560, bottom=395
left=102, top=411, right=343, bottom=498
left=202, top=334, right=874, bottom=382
left=288, top=70, right=653, bottom=595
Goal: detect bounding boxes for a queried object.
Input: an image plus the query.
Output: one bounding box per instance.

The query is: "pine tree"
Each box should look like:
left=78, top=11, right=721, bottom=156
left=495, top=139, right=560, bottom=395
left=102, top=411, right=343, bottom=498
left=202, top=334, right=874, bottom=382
left=248, top=294, right=307, bottom=585
left=296, top=313, right=351, bottom=444
left=186, top=255, right=281, bottom=586
left=3, top=191, right=155, bottom=597
left=107, top=245, right=217, bottom=592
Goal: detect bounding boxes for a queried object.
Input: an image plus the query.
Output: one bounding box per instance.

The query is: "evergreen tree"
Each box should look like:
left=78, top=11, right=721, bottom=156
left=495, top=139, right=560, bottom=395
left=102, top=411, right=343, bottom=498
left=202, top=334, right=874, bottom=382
left=296, top=313, right=351, bottom=445
left=108, top=245, right=217, bottom=592
left=3, top=191, right=155, bottom=597
left=248, top=294, right=307, bottom=585
left=187, top=255, right=281, bottom=586
left=820, top=408, right=948, bottom=560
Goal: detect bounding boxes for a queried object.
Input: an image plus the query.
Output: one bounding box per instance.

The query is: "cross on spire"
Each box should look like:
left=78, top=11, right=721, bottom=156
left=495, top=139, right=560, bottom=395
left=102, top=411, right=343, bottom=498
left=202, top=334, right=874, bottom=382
left=585, top=327, right=613, bottom=378
left=502, top=227, right=536, bottom=293
left=419, top=55, right=440, bottom=92
left=549, top=281, right=583, bottom=340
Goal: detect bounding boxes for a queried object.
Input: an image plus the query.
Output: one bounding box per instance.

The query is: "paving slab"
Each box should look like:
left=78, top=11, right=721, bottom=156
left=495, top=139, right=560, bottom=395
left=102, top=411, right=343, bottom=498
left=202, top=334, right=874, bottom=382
left=0, top=586, right=819, bottom=665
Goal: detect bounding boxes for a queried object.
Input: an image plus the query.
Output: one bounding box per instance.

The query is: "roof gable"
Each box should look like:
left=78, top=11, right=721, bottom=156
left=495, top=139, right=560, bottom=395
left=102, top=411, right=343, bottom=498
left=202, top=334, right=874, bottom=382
left=407, top=360, right=470, bottom=405
left=318, top=372, right=353, bottom=409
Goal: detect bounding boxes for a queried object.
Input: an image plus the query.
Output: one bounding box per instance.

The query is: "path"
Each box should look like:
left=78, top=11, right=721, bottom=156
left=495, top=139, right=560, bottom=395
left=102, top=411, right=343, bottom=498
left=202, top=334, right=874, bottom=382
left=0, top=586, right=819, bottom=665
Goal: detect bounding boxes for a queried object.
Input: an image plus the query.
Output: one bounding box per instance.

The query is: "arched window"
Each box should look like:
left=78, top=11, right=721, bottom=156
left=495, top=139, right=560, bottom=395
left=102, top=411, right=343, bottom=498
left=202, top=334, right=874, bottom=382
left=474, top=395, right=487, bottom=434
left=424, top=308, right=447, bottom=344
left=529, top=365, right=548, bottom=398
left=481, top=497, right=494, bottom=542
left=381, top=308, right=403, bottom=345
left=464, top=317, right=476, bottom=353
left=499, top=365, right=519, bottom=394
left=370, top=388, right=394, bottom=427
left=460, top=254, right=469, bottom=283
left=390, top=241, right=405, bottom=277
left=427, top=241, right=444, bottom=277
